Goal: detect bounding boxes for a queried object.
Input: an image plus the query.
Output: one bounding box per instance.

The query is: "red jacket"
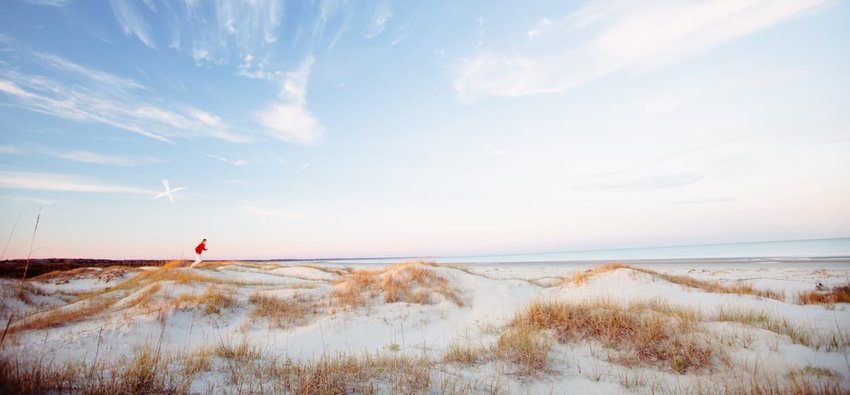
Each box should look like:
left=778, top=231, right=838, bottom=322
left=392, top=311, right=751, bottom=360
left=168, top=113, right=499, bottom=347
left=195, top=242, right=207, bottom=254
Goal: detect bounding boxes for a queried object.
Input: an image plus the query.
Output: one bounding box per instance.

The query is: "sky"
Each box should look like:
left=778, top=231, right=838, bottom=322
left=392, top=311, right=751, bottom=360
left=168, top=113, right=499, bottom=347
left=1, top=0, right=849, bottom=260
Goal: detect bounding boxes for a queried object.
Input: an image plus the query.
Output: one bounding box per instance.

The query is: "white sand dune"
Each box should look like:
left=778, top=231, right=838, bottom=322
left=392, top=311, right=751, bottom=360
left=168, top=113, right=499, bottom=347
left=1, top=259, right=848, bottom=393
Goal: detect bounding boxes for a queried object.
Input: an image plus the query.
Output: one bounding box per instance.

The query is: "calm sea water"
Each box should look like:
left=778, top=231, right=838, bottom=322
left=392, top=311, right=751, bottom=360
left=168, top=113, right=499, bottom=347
left=319, top=238, right=850, bottom=265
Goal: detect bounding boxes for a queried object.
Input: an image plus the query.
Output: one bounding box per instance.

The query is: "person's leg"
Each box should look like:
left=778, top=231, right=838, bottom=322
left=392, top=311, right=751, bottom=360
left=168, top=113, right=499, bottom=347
left=191, top=253, right=202, bottom=267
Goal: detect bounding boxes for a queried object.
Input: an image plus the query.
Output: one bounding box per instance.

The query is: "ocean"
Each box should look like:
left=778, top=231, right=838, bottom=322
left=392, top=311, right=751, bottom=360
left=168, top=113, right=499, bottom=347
left=318, top=237, right=850, bottom=265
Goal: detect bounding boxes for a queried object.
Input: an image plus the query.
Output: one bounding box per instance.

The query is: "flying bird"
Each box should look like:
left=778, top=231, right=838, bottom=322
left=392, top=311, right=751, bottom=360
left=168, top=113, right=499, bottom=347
left=153, top=179, right=186, bottom=203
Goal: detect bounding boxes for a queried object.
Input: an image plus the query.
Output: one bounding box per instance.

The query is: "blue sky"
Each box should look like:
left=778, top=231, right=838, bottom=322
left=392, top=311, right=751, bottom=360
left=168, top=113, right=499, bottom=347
left=1, top=0, right=849, bottom=260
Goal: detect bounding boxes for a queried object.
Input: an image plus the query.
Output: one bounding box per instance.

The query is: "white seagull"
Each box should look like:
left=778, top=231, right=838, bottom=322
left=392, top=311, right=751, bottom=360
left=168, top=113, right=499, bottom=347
left=153, top=179, right=186, bottom=203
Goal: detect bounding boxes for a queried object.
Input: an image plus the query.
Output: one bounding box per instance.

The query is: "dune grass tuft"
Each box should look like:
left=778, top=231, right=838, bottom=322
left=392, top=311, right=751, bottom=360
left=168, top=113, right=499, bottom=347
left=644, top=270, right=785, bottom=301
left=443, top=338, right=484, bottom=366
left=0, top=343, right=188, bottom=394
left=567, top=263, right=785, bottom=301
left=510, top=300, right=712, bottom=373
left=331, top=262, right=464, bottom=308
left=107, top=264, right=217, bottom=293
left=714, top=307, right=849, bottom=351
left=215, top=341, right=262, bottom=363
left=199, top=286, right=238, bottom=315
left=492, top=324, right=551, bottom=374
left=10, top=295, right=117, bottom=333
left=798, top=283, right=850, bottom=305
left=248, top=292, right=314, bottom=328
left=570, top=263, right=632, bottom=286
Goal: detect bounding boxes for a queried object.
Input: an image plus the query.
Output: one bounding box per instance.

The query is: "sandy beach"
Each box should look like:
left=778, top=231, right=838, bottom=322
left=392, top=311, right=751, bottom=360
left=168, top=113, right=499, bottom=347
left=1, top=258, right=848, bottom=393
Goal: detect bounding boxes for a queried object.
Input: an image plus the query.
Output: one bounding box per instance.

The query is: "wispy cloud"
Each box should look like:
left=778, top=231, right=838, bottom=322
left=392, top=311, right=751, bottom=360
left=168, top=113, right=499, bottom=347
left=240, top=204, right=302, bottom=218
left=636, top=93, right=685, bottom=116
left=0, top=52, right=248, bottom=143
left=106, top=0, right=284, bottom=61
left=24, top=0, right=72, bottom=7
left=578, top=173, right=706, bottom=191
left=109, top=0, right=155, bottom=48
left=240, top=204, right=278, bottom=217
left=218, top=179, right=247, bottom=186
left=200, top=151, right=249, bottom=166
left=364, top=1, right=393, bottom=39
left=0, top=170, right=153, bottom=195
left=0, top=145, right=22, bottom=155
left=455, top=0, right=827, bottom=99
left=33, top=52, right=147, bottom=90
left=296, top=162, right=310, bottom=173
left=256, top=56, right=325, bottom=145
left=476, top=16, right=485, bottom=49
left=526, top=17, right=552, bottom=41
left=3, top=195, right=56, bottom=205
left=671, top=197, right=736, bottom=205
left=49, top=150, right=162, bottom=166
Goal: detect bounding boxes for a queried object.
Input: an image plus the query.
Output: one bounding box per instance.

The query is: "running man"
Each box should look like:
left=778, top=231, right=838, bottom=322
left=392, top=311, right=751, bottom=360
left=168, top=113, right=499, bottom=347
left=191, top=238, right=207, bottom=268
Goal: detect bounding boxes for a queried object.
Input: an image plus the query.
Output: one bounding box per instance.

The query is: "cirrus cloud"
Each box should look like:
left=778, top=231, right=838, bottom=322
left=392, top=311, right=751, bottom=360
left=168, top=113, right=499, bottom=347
left=455, top=0, right=828, bottom=99
left=0, top=170, right=154, bottom=195
left=256, top=56, right=325, bottom=145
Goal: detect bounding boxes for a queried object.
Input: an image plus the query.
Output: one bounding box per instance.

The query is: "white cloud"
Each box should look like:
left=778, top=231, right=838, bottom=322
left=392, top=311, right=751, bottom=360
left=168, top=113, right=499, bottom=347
left=3, top=195, right=56, bottom=205
left=256, top=56, right=325, bottom=145
left=33, top=52, right=147, bottom=90
left=218, top=179, right=247, bottom=185
left=200, top=152, right=249, bottom=166
left=0, top=145, right=22, bottom=155
left=637, top=93, right=685, bottom=115
left=364, top=1, right=393, bottom=39
left=476, top=16, right=485, bottom=49
left=164, top=0, right=283, bottom=66
left=109, top=0, right=155, bottom=48
left=577, top=173, right=707, bottom=191
left=0, top=170, right=153, bottom=195
left=240, top=204, right=278, bottom=217
left=24, top=0, right=71, bottom=7
left=455, top=0, right=827, bottom=99
left=527, top=17, right=552, bottom=41
left=55, top=150, right=136, bottom=166
left=0, top=53, right=249, bottom=144
left=240, top=204, right=303, bottom=218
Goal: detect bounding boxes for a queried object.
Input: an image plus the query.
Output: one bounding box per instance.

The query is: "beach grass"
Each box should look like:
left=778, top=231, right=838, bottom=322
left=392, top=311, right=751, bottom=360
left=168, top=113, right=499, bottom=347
left=798, top=283, right=850, bottom=305
left=331, top=261, right=464, bottom=308
left=508, top=299, right=712, bottom=374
